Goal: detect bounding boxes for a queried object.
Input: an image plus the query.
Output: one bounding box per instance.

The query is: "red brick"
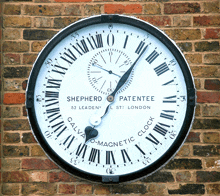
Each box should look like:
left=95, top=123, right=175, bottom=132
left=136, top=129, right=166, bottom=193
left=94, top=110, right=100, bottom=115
left=104, top=4, right=142, bottom=14
left=3, top=171, right=29, bottom=182
left=49, top=171, right=77, bottom=182
left=3, top=93, right=25, bottom=104
left=197, top=91, right=220, bottom=103
left=55, top=0, right=91, bottom=2
left=194, top=15, right=220, bottom=26
left=139, top=16, right=171, bottom=27
left=204, top=28, right=220, bottom=39
left=76, top=184, right=93, bottom=195
left=164, top=3, right=200, bottom=14
left=23, top=53, right=37, bottom=64
left=205, top=79, right=220, bottom=90
left=22, top=158, right=59, bottom=170
left=3, top=53, right=21, bottom=65
left=204, top=53, right=220, bottom=64
left=59, top=184, right=75, bottom=194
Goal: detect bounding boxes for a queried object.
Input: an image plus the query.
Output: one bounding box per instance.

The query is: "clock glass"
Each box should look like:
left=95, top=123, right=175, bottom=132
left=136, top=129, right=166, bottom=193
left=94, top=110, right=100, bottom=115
left=26, top=15, right=196, bottom=183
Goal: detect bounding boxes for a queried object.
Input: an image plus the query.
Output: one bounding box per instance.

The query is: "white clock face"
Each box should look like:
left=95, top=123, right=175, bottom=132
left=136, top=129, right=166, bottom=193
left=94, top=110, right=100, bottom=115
left=27, top=15, right=195, bottom=183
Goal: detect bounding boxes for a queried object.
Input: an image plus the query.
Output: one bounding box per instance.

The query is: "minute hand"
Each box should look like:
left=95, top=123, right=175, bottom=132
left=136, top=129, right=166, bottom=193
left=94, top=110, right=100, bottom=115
left=108, top=45, right=148, bottom=101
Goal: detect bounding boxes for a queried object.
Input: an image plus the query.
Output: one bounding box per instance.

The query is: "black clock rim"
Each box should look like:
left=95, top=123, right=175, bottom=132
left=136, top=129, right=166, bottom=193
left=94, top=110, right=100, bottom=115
left=26, top=14, right=196, bottom=184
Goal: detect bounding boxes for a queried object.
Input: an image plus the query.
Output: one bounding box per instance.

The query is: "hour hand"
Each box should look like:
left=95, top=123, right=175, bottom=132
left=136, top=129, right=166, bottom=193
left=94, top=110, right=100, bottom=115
left=85, top=126, right=98, bottom=143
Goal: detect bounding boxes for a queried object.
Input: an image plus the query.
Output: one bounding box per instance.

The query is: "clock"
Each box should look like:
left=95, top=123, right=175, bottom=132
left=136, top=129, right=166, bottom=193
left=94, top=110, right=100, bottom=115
left=26, top=14, right=196, bottom=184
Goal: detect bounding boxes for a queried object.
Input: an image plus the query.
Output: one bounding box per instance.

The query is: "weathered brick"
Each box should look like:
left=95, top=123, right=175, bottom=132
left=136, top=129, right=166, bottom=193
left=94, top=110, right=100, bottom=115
left=173, top=16, right=192, bottom=27
left=186, top=132, right=200, bottom=142
left=23, top=30, right=58, bottom=40
left=207, top=184, right=220, bottom=194
left=2, top=159, right=20, bottom=170
left=23, top=106, right=27, bottom=116
left=3, top=106, right=21, bottom=118
left=147, top=184, right=166, bottom=195
left=104, top=4, right=142, bottom=14
left=76, top=184, right=93, bottom=195
left=64, top=4, right=82, bottom=15
left=4, top=79, right=22, bottom=91
left=143, top=3, right=161, bottom=15
left=185, top=54, right=202, bottom=64
left=112, top=184, right=147, bottom=194
left=204, top=28, right=220, bottom=39
left=4, top=132, right=20, bottom=143
left=22, top=183, right=57, bottom=195
left=22, top=132, right=37, bottom=143
left=141, top=171, right=174, bottom=182
left=22, top=158, right=59, bottom=170
left=84, top=4, right=102, bottom=15
left=24, top=5, right=62, bottom=16
left=195, top=41, right=219, bottom=52
left=3, top=171, right=29, bottom=183
left=3, top=41, right=29, bottom=52
left=3, top=119, right=30, bottom=131
left=30, top=171, right=48, bottom=182
left=31, top=41, right=47, bottom=52
left=204, top=53, right=220, bottom=64
left=2, top=183, right=20, bottom=195
left=191, top=66, right=220, bottom=78
left=3, top=146, right=29, bottom=157
left=197, top=171, right=220, bottom=182
left=168, top=184, right=205, bottom=195
left=31, top=145, right=45, bottom=156
left=193, top=119, right=220, bottom=129
left=3, top=93, right=25, bottom=104
left=165, top=159, right=202, bottom=170
left=194, top=15, right=220, bottom=26
left=59, top=184, right=75, bottom=194
left=49, top=171, right=77, bottom=182
left=203, top=132, right=220, bottom=143
left=164, top=3, right=200, bottom=14
left=193, top=145, right=220, bottom=156
left=205, top=79, right=220, bottom=90
left=53, top=17, right=80, bottom=28
left=94, top=185, right=111, bottom=195
left=3, top=29, right=21, bottom=40
left=177, top=42, right=192, bottom=52
left=33, top=17, right=51, bottom=28
left=4, top=4, right=21, bottom=15
left=139, top=16, right=171, bottom=27
left=3, top=53, right=21, bottom=65
left=176, top=171, right=191, bottom=182
left=4, top=16, right=31, bottom=28
left=4, top=67, right=31, bottom=78
left=203, top=105, right=220, bottom=117
left=205, top=158, right=220, bottom=168
left=165, top=29, right=201, bottom=40
left=23, top=53, right=37, bottom=64
left=55, top=0, right=92, bottom=2
left=195, top=104, right=201, bottom=116
left=202, top=1, right=219, bottom=13
left=177, top=145, right=190, bottom=157
left=197, top=91, right=220, bottom=103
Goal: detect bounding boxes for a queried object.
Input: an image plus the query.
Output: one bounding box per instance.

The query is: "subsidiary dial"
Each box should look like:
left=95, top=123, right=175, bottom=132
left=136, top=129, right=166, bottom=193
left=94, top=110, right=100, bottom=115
left=88, top=49, right=132, bottom=95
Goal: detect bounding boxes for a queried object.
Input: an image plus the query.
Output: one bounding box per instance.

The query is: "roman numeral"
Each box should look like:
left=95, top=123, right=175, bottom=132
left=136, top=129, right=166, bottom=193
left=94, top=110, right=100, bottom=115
left=162, top=79, right=175, bottom=86
left=46, top=107, right=61, bottom=123
left=135, top=144, right=145, bottom=155
left=123, top=35, right=129, bottom=49
left=87, top=34, right=103, bottom=49
left=146, top=50, right=159, bottom=64
left=146, top=133, right=160, bottom=145
left=160, top=110, right=175, bottom=120
left=121, top=149, right=131, bottom=163
left=154, top=62, right=169, bottom=76
left=89, top=148, right=100, bottom=163
left=76, top=143, right=87, bottom=158
left=46, top=79, right=62, bottom=88
left=52, top=64, right=68, bottom=76
left=153, top=123, right=169, bottom=136
left=45, top=91, right=59, bottom=98
left=135, top=41, right=145, bottom=54
left=106, top=151, right=116, bottom=165
left=62, top=134, right=75, bottom=150
left=163, top=95, right=177, bottom=103
left=60, top=48, right=77, bottom=64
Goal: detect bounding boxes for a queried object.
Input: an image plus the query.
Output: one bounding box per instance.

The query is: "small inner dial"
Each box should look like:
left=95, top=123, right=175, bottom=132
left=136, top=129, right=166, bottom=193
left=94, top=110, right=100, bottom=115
left=87, top=49, right=132, bottom=95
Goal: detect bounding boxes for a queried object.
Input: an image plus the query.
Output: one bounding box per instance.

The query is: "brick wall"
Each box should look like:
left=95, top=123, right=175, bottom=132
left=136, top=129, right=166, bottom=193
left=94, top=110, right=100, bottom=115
left=1, top=0, right=220, bottom=195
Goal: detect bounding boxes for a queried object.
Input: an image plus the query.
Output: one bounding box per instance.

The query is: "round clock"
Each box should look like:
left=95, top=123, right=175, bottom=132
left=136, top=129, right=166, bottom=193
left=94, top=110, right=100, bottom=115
left=26, top=14, right=196, bottom=184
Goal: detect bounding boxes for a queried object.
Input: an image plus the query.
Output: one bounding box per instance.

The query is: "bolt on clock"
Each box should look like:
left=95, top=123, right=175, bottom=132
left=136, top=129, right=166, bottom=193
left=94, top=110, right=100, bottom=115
left=26, top=15, right=196, bottom=183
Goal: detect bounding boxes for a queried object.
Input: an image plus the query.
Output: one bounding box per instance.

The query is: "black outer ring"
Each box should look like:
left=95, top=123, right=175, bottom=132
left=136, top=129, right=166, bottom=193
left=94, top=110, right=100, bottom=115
left=26, top=14, right=196, bottom=184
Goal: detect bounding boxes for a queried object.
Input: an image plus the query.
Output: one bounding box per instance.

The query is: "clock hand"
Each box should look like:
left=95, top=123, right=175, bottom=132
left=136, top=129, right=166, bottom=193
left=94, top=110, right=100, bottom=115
left=92, top=63, right=121, bottom=78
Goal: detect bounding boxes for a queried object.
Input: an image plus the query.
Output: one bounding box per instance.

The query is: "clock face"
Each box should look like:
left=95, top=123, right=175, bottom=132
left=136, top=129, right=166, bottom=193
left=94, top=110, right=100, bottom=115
left=26, top=15, right=196, bottom=183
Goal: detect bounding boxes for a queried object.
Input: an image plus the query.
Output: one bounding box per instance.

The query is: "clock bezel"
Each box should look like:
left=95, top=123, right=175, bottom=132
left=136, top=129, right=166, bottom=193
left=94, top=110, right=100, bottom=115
left=26, top=14, right=196, bottom=184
